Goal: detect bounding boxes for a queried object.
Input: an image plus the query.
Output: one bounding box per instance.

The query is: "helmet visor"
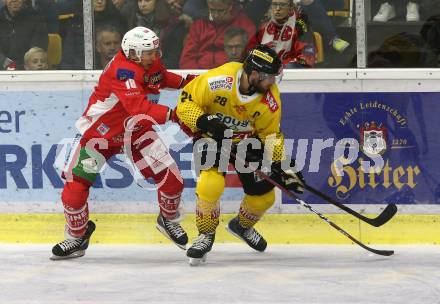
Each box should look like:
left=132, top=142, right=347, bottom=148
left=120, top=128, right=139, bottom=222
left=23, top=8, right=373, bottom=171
left=258, top=68, right=283, bottom=84
left=141, top=48, right=162, bottom=58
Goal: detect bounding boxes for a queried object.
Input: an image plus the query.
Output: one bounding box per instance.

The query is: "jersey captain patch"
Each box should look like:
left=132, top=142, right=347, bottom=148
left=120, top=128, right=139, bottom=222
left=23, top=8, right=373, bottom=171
left=208, top=76, right=234, bottom=91
left=116, top=68, right=135, bottom=81
left=261, top=91, right=279, bottom=112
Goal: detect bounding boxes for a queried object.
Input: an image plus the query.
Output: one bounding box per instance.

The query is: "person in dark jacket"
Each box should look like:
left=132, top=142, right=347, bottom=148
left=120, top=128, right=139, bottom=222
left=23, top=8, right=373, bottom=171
left=31, top=0, right=59, bottom=33
left=0, top=0, right=48, bottom=70
left=94, top=0, right=127, bottom=35
left=126, top=0, right=189, bottom=68
left=127, top=0, right=171, bottom=36
left=60, top=0, right=127, bottom=69
left=420, top=14, right=440, bottom=66
left=59, top=11, right=83, bottom=69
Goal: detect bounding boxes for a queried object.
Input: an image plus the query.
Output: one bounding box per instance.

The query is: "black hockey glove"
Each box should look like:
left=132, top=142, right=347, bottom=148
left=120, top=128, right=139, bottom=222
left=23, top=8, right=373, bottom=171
left=271, top=159, right=305, bottom=194
left=232, top=138, right=265, bottom=168
left=196, top=113, right=233, bottom=142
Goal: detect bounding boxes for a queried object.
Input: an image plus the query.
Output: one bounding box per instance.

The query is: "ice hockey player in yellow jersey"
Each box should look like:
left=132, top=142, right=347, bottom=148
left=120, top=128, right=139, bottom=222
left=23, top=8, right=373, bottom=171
left=176, top=45, right=305, bottom=266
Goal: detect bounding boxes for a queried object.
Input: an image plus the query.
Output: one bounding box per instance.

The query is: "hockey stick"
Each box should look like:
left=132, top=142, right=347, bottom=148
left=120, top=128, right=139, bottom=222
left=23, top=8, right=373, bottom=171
left=226, top=148, right=394, bottom=256
left=302, top=184, right=397, bottom=227
left=230, top=142, right=397, bottom=227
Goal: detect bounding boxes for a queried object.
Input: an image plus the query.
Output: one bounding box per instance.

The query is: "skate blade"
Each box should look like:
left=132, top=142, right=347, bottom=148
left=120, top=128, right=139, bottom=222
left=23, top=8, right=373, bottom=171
left=155, top=224, right=187, bottom=250
left=50, top=250, right=85, bottom=261
left=189, top=254, right=207, bottom=266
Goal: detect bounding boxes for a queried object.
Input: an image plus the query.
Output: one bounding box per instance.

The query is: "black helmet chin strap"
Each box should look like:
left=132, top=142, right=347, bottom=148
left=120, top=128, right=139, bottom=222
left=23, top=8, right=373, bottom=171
left=244, top=86, right=256, bottom=96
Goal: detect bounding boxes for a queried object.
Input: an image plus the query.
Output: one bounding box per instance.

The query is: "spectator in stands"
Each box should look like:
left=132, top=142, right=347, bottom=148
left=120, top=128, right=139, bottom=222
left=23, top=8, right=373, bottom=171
left=166, top=0, right=194, bottom=27
left=367, top=31, right=434, bottom=67
left=94, top=0, right=127, bottom=34
left=59, top=1, right=83, bottom=69
left=180, top=0, right=206, bottom=21
left=112, top=0, right=135, bottom=19
left=182, top=0, right=271, bottom=28
left=420, top=14, right=440, bottom=66
left=373, top=0, right=421, bottom=22
left=95, top=25, right=121, bottom=69
left=297, top=0, right=350, bottom=52
left=224, top=27, right=248, bottom=62
left=247, top=0, right=315, bottom=68
left=23, top=46, right=49, bottom=70
left=60, top=0, right=127, bottom=69
left=112, top=0, right=125, bottom=10
left=31, top=0, right=59, bottom=33
left=167, top=0, right=185, bottom=15
left=0, top=0, right=48, bottom=70
left=179, top=0, right=255, bottom=69
left=127, top=0, right=188, bottom=68
left=161, top=0, right=191, bottom=68
left=127, top=0, right=170, bottom=35
left=235, top=0, right=272, bottom=28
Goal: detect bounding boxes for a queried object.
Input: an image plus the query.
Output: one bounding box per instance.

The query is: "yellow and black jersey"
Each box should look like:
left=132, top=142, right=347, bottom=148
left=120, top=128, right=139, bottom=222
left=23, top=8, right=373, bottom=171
left=176, top=62, right=285, bottom=161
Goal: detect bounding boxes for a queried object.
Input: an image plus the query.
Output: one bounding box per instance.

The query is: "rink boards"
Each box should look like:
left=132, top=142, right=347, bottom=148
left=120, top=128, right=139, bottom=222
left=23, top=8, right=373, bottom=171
left=0, top=69, right=439, bottom=244
left=0, top=213, right=438, bottom=245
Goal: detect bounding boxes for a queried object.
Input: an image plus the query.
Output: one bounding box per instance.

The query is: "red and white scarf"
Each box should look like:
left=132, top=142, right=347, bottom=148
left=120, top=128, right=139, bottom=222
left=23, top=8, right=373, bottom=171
left=261, top=13, right=297, bottom=59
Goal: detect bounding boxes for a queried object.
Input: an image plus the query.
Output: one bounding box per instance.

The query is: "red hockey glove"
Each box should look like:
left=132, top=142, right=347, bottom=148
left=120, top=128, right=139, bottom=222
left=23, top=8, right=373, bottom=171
left=179, top=74, right=198, bottom=88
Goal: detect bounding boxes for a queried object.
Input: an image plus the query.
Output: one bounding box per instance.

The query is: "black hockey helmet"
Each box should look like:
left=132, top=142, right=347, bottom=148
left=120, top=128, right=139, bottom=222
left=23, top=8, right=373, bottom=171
left=243, top=44, right=282, bottom=76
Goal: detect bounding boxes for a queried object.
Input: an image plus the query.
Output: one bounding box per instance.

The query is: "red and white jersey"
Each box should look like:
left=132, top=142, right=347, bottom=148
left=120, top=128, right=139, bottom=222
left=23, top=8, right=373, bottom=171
left=75, top=51, right=183, bottom=146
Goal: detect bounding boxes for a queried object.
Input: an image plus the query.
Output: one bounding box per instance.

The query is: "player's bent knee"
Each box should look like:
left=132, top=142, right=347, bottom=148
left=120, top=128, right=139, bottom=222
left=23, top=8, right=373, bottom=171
left=244, top=189, right=275, bottom=214
left=158, top=169, right=184, bottom=194
left=196, top=168, right=225, bottom=202
left=61, top=181, right=90, bottom=210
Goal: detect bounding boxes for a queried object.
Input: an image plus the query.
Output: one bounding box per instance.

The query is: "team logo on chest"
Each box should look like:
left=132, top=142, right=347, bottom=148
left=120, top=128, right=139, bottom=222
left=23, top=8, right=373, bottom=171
left=208, top=76, right=234, bottom=91
left=234, top=105, right=247, bottom=114
left=117, top=68, right=135, bottom=81
left=144, top=71, right=163, bottom=86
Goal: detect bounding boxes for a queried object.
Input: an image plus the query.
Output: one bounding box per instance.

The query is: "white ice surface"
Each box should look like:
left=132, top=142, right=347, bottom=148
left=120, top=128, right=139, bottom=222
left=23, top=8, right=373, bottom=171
left=0, top=244, right=439, bottom=304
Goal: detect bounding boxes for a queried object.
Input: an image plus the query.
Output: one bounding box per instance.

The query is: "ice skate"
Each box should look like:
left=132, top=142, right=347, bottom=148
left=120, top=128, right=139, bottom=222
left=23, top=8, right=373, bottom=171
left=50, top=220, right=96, bottom=260
left=156, top=213, right=188, bottom=250
left=186, top=233, right=215, bottom=266
left=226, top=216, right=267, bottom=252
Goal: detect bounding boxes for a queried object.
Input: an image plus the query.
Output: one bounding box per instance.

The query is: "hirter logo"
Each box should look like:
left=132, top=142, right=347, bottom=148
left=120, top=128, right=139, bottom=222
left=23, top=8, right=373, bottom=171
left=261, top=91, right=278, bottom=112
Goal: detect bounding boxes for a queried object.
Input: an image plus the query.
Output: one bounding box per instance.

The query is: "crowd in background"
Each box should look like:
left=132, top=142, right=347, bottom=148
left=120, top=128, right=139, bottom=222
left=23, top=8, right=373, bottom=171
left=0, top=0, right=439, bottom=71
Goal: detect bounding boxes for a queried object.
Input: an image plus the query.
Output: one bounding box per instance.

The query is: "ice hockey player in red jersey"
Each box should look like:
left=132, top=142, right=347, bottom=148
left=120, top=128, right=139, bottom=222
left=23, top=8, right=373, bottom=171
left=51, top=26, right=194, bottom=260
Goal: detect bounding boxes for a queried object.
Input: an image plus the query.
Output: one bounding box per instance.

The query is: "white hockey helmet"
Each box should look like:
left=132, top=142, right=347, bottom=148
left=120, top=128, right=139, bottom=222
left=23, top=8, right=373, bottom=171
left=121, top=26, right=160, bottom=59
